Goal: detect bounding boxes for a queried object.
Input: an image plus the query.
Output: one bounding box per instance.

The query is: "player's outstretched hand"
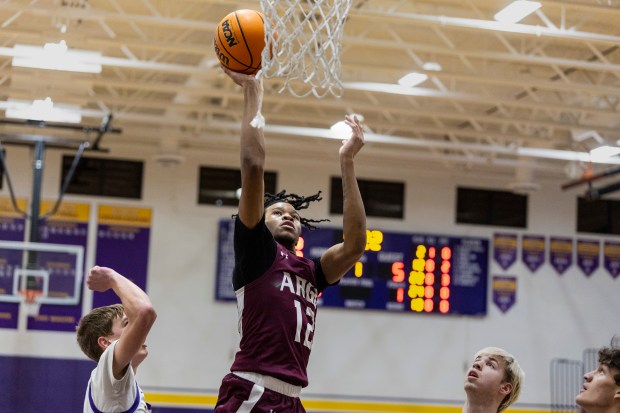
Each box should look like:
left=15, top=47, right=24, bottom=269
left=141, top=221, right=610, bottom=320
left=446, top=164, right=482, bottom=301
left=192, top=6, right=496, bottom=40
left=221, top=65, right=261, bottom=89
left=339, top=115, right=365, bottom=160
left=86, top=266, right=119, bottom=292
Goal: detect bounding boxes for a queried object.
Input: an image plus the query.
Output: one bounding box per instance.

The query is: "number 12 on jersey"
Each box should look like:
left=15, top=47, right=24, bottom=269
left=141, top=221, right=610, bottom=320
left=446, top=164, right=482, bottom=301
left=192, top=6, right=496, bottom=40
left=294, top=300, right=315, bottom=349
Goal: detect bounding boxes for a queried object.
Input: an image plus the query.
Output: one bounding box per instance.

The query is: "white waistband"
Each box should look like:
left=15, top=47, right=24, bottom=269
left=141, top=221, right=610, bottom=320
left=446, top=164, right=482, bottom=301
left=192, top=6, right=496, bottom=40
left=233, top=371, right=302, bottom=398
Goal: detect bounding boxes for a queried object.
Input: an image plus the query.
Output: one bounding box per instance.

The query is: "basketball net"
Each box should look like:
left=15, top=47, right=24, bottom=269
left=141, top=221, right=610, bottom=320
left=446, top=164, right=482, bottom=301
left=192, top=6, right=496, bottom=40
left=257, top=0, right=353, bottom=99
left=20, top=289, right=42, bottom=317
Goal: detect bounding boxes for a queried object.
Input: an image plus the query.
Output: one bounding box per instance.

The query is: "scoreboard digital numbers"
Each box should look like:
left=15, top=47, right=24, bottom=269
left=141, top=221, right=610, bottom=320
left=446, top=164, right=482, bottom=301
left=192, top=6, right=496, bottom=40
left=216, top=219, right=489, bottom=316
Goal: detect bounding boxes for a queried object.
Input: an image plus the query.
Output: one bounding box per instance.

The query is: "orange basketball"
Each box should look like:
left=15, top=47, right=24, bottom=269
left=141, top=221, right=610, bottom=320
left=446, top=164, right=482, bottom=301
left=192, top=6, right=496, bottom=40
left=214, top=9, right=265, bottom=75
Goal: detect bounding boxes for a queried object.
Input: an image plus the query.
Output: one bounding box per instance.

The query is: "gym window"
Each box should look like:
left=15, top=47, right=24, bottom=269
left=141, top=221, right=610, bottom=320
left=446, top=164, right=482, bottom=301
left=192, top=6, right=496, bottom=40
left=456, top=187, right=527, bottom=228
left=198, top=166, right=277, bottom=206
left=61, top=156, right=143, bottom=199
left=577, top=197, right=620, bottom=235
left=330, top=177, right=405, bottom=219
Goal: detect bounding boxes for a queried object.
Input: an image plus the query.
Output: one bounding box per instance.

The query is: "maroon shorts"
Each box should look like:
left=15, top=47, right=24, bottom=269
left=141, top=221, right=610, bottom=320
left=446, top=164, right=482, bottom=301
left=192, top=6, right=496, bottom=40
left=215, top=373, right=306, bottom=413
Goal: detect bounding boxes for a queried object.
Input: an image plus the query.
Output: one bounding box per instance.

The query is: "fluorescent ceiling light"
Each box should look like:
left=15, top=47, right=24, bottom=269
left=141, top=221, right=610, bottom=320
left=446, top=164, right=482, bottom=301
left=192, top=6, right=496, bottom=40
left=590, top=145, right=620, bottom=160
left=494, top=1, right=542, bottom=23
left=12, top=41, right=102, bottom=73
left=5, top=97, right=82, bottom=123
left=422, top=62, right=442, bottom=72
left=398, top=72, right=428, bottom=87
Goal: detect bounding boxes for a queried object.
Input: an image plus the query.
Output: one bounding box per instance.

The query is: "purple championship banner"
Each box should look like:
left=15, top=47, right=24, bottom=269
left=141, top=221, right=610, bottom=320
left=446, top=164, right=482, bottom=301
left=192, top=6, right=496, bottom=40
left=93, top=205, right=152, bottom=308
left=604, top=240, right=620, bottom=279
left=27, top=201, right=90, bottom=332
left=0, top=197, right=27, bottom=329
left=521, top=235, right=545, bottom=273
left=492, top=275, right=517, bottom=314
left=576, top=239, right=600, bottom=277
left=549, top=237, right=573, bottom=275
left=493, top=233, right=518, bottom=270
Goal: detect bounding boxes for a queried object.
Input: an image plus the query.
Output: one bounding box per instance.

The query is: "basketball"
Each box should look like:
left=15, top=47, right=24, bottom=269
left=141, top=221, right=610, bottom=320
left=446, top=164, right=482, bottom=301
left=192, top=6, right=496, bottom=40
left=214, top=9, right=265, bottom=75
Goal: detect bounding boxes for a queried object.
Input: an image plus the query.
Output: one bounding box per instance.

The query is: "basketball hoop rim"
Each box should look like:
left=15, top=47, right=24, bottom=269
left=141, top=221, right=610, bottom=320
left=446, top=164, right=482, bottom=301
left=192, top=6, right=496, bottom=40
left=19, top=289, right=43, bottom=304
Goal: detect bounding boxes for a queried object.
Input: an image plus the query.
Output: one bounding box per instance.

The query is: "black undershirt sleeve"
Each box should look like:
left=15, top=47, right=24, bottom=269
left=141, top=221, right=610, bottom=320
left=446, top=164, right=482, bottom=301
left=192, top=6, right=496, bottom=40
left=232, top=216, right=277, bottom=290
left=313, top=258, right=331, bottom=293
left=232, top=215, right=333, bottom=292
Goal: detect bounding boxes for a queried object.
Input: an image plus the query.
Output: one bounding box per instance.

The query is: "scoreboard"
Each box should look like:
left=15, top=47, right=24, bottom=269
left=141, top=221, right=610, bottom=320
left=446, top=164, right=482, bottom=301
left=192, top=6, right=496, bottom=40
left=215, top=219, right=489, bottom=316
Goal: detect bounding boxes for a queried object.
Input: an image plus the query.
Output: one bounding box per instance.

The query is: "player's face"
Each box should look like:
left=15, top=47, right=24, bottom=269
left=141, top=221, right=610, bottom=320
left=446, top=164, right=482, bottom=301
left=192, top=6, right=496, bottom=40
left=464, top=354, right=511, bottom=400
left=107, top=313, right=149, bottom=364
left=576, top=364, right=620, bottom=410
left=265, top=202, right=302, bottom=249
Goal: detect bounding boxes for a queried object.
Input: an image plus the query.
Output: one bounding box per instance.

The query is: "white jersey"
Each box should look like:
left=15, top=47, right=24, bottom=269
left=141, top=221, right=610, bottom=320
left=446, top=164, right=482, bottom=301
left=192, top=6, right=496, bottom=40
left=83, top=340, right=150, bottom=413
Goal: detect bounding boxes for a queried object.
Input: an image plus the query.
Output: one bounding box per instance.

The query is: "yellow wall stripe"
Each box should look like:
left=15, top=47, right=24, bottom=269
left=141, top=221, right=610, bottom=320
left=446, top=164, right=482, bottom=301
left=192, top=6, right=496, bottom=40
left=144, top=393, right=217, bottom=406
left=144, top=392, right=549, bottom=413
left=98, top=205, right=152, bottom=227
left=40, top=200, right=90, bottom=222
left=0, top=197, right=27, bottom=218
left=303, top=400, right=460, bottom=412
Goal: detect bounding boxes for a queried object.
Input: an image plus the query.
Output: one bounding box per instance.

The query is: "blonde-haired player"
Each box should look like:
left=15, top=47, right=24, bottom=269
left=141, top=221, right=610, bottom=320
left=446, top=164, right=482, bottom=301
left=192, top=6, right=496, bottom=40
left=463, top=347, right=525, bottom=413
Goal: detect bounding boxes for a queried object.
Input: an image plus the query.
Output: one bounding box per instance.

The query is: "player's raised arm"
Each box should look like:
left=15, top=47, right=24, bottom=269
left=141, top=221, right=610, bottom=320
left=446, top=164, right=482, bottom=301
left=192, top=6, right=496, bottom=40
left=86, top=266, right=156, bottom=378
left=320, top=115, right=367, bottom=284
left=222, top=66, right=266, bottom=229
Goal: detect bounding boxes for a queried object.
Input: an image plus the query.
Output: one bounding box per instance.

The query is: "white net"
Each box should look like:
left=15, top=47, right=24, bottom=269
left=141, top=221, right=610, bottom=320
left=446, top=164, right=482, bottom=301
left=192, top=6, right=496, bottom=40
left=258, top=0, right=353, bottom=98
left=21, top=290, right=42, bottom=316
left=23, top=300, right=42, bottom=317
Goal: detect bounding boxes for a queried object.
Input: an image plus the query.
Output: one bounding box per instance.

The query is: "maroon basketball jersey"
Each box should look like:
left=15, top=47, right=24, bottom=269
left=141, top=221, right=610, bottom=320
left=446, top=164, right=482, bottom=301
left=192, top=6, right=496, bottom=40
left=230, top=242, right=320, bottom=387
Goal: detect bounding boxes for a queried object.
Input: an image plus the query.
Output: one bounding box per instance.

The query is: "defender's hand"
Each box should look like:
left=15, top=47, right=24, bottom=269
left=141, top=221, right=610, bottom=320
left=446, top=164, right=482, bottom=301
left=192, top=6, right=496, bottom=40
left=86, top=266, right=119, bottom=292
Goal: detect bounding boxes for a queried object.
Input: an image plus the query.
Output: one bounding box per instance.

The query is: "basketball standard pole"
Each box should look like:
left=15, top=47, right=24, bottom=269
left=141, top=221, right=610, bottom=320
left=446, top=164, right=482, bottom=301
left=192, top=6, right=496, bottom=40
left=25, top=140, right=44, bottom=271
left=28, top=140, right=44, bottom=245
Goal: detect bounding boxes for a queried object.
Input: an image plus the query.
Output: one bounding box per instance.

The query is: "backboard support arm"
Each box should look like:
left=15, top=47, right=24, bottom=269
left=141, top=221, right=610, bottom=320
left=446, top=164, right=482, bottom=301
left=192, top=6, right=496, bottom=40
left=0, top=115, right=121, bottom=242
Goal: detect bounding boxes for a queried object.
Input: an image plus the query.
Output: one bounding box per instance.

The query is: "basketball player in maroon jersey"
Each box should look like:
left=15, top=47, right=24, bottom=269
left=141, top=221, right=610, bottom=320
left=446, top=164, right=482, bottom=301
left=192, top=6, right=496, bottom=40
left=215, top=66, right=367, bottom=412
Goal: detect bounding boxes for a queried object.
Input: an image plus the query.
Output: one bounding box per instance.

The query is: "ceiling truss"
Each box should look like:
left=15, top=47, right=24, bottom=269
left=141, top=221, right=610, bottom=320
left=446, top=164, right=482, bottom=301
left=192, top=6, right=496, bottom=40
left=0, top=0, right=619, bottom=185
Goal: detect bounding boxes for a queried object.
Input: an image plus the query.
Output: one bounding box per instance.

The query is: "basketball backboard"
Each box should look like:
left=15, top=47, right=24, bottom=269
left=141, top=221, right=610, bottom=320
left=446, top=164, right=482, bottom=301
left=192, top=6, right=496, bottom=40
left=0, top=241, right=84, bottom=311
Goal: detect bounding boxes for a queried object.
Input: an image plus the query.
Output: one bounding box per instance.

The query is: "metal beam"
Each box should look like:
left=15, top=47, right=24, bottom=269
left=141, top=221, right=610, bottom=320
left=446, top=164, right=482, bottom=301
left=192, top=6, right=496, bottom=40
left=343, top=82, right=620, bottom=120
left=3, top=82, right=618, bottom=141
left=348, top=7, right=620, bottom=46
left=0, top=3, right=217, bottom=30
left=206, top=119, right=620, bottom=165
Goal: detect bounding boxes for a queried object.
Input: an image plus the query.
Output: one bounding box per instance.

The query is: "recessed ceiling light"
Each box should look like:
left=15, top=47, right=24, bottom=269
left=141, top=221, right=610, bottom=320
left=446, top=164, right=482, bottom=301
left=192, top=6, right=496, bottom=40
left=330, top=121, right=352, bottom=138
left=422, top=62, right=442, bottom=72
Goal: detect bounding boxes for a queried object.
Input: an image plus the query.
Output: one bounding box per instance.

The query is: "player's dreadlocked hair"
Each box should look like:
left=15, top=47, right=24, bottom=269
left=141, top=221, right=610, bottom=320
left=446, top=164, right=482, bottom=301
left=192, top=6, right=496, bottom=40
left=232, top=190, right=329, bottom=230
left=264, top=190, right=330, bottom=230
